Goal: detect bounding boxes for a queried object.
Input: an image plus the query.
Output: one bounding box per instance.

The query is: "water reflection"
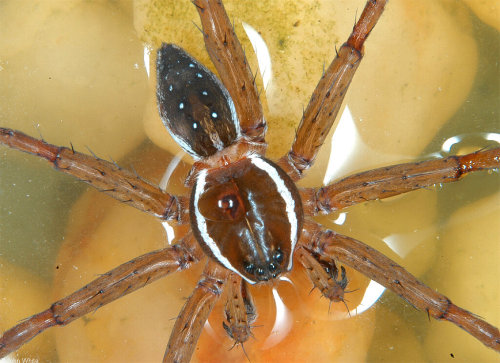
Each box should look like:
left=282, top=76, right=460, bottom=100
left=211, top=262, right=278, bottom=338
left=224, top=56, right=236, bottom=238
left=351, top=280, right=385, bottom=317
left=261, top=287, right=293, bottom=349
left=441, top=133, right=500, bottom=154
left=243, top=22, right=272, bottom=91
left=160, top=151, right=186, bottom=244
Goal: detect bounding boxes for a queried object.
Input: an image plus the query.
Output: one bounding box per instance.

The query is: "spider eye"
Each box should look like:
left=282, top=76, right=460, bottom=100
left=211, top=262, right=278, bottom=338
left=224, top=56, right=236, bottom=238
left=273, top=249, right=284, bottom=264
left=255, top=267, right=265, bottom=278
left=217, top=194, right=241, bottom=219
left=198, top=182, right=245, bottom=221
left=244, top=262, right=255, bottom=274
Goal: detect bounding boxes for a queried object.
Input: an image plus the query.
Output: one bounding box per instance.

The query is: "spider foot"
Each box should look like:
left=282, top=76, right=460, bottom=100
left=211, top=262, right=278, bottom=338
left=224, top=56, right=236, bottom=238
left=296, top=246, right=350, bottom=307
left=222, top=274, right=256, bottom=346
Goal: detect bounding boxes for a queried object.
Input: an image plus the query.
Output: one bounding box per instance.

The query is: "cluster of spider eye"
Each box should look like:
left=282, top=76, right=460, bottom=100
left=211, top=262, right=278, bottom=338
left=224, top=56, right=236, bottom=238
left=243, top=248, right=284, bottom=280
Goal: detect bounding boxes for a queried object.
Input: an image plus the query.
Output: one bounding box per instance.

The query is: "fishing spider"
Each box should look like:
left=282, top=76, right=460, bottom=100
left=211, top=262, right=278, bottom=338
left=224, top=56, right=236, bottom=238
left=1, top=0, right=499, bottom=361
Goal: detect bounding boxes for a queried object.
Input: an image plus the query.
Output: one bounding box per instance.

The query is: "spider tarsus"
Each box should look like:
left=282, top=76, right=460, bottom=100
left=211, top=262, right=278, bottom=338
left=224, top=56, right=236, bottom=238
left=298, top=246, right=351, bottom=309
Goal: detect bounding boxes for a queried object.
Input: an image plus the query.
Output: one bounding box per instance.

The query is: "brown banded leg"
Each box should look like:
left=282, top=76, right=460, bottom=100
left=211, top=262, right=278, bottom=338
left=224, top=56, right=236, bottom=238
left=193, top=0, right=266, bottom=142
left=300, top=220, right=500, bottom=351
left=223, top=274, right=256, bottom=348
left=277, top=0, right=387, bottom=180
left=0, top=233, right=202, bottom=359
left=295, top=246, right=349, bottom=311
left=0, top=128, right=189, bottom=223
left=163, top=260, right=229, bottom=363
left=299, top=148, right=500, bottom=216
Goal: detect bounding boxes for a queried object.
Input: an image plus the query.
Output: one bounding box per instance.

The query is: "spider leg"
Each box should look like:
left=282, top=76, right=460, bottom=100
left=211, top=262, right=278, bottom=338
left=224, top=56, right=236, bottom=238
left=0, top=233, right=202, bottom=359
left=299, top=147, right=500, bottom=216
left=300, top=220, right=500, bottom=352
left=163, top=260, right=228, bottom=363
left=222, top=274, right=256, bottom=346
left=277, top=0, right=387, bottom=180
left=193, top=0, right=266, bottom=142
left=0, top=127, right=189, bottom=223
left=295, top=246, right=347, bottom=306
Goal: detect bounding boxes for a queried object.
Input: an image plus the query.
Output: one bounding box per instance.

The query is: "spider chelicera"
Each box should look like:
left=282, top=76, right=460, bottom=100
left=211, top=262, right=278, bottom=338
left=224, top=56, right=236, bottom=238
left=0, top=0, right=499, bottom=362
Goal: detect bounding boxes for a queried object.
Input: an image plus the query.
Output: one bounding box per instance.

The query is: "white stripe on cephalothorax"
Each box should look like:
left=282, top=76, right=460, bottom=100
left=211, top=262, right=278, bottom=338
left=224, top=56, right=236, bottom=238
left=249, top=155, right=298, bottom=271
left=193, top=169, right=256, bottom=284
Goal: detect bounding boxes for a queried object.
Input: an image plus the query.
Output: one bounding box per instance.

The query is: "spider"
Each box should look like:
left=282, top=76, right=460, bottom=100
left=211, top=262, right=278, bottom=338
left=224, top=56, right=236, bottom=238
left=0, top=0, right=500, bottom=363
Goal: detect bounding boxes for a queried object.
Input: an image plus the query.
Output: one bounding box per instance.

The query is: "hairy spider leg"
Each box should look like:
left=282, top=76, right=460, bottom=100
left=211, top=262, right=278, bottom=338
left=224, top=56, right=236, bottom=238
left=278, top=0, right=388, bottom=180
left=299, top=148, right=500, bottom=215
left=163, top=260, right=228, bottom=362
left=194, top=0, right=266, bottom=142
left=0, top=128, right=189, bottom=223
left=300, top=220, right=500, bottom=351
left=0, top=233, right=203, bottom=358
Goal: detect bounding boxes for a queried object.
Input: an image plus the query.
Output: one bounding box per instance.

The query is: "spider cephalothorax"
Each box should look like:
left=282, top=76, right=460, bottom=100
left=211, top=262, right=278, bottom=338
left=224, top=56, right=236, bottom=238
left=0, top=0, right=499, bottom=362
left=190, top=154, right=303, bottom=283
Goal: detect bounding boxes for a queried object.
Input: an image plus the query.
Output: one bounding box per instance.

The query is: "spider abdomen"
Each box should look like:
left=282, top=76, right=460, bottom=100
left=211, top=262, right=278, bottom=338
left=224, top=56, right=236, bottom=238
left=190, top=155, right=304, bottom=284
left=156, top=44, right=240, bottom=159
